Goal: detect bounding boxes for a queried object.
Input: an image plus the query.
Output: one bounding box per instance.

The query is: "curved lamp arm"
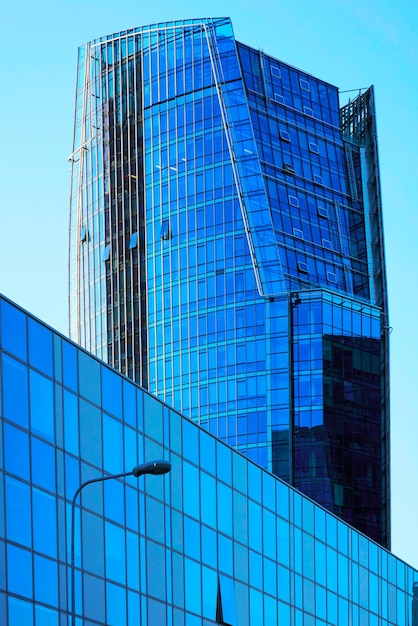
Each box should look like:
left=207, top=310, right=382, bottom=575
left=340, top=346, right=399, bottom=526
left=70, top=460, right=171, bottom=625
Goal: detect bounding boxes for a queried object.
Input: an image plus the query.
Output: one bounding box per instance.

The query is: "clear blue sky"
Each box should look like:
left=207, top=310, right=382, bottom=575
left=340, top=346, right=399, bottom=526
left=1, top=0, right=417, bottom=568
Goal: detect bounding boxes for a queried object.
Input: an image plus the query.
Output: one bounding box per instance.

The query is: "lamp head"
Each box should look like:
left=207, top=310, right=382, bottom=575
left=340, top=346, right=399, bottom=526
left=132, top=460, right=171, bottom=477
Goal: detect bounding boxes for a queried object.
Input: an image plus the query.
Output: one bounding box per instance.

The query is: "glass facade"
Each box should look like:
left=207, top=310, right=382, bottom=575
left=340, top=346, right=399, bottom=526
left=69, top=18, right=389, bottom=546
left=0, top=295, right=414, bottom=625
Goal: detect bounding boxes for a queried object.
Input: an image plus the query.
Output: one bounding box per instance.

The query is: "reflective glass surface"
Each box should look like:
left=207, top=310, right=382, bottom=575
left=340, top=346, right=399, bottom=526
left=0, top=295, right=415, bottom=626
left=68, top=17, right=389, bottom=545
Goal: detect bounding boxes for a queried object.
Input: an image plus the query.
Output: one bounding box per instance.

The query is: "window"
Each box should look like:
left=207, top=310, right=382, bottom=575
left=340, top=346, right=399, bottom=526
left=309, top=142, right=319, bottom=154
left=300, top=78, right=310, bottom=91
left=160, top=220, right=170, bottom=240
left=80, top=226, right=87, bottom=242
left=280, top=130, right=291, bottom=142
left=102, top=244, right=110, bottom=261
left=288, top=195, right=299, bottom=208
left=271, top=66, right=281, bottom=78
left=283, top=162, right=295, bottom=174
left=314, top=174, right=323, bottom=185
left=327, top=271, right=337, bottom=283
left=129, top=232, right=138, bottom=249
left=274, top=93, right=285, bottom=104
left=298, top=261, right=308, bottom=273
left=317, top=205, right=328, bottom=219
left=304, top=106, right=314, bottom=116
left=322, top=239, right=332, bottom=249
left=293, top=228, right=304, bottom=239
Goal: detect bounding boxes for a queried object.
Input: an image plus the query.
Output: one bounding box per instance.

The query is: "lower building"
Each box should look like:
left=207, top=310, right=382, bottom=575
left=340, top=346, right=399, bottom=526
left=0, top=293, right=416, bottom=625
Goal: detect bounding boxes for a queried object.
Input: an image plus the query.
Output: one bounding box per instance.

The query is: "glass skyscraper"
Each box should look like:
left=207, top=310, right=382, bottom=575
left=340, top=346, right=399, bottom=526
left=0, top=295, right=414, bottom=625
left=69, top=18, right=389, bottom=546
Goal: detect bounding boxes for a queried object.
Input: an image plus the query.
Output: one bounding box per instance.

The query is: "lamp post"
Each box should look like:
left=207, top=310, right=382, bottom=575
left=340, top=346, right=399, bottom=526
left=70, top=460, right=171, bottom=626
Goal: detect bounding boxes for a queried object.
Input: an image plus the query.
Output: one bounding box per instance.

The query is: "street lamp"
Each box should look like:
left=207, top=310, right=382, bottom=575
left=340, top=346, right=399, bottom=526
left=70, top=460, right=171, bottom=626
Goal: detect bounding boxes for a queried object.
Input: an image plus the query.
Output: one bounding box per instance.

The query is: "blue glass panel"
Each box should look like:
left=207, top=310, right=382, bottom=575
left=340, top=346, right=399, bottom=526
left=2, top=353, right=28, bottom=428
left=0, top=299, right=27, bottom=360
left=102, top=365, right=122, bottom=418
left=200, top=472, right=216, bottom=528
left=63, top=390, right=79, bottom=456
left=106, top=581, right=126, bottom=625
left=123, top=378, right=136, bottom=427
left=0, top=542, right=4, bottom=589
left=7, top=544, right=33, bottom=597
left=8, top=596, right=33, bottom=626
left=232, top=453, right=247, bottom=493
left=126, top=531, right=139, bottom=589
left=105, top=521, right=126, bottom=584
left=79, top=399, right=102, bottom=467
left=103, top=413, right=122, bottom=475
left=184, top=558, right=201, bottom=616
left=34, top=605, right=58, bottom=626
left=78, top=350, right=101, bottom=405
left=183, top=461, right=199, bottom=519
left=4, top=423, right=29, bottom=479
left=147, top=598, right=166, bottom=625
left=217, top=442, right=232, bottom=484
left=28, top=318, right=53, bottom=376
left=248, top=499, right=262, bottom=553
left=182, top=418, right=198, bottom=465
left=83, top=572, right=105, bottom=623
left=31, top=436, right=56, bottom=492
left=184, top=516, right=201, bottom=561
left=34, top=554, right=58, bottom=606
left=62, top=340, right=78, bottom=392
left=29, top=370, right=54, bottom=442
left=128, top=590, right=140, bottom=626
left=53, top=334, right=62, bottom=382
left=201, top=525, right=217, bottom=570
left=145, top=495, right=165, bottom=545
left=217, top=482, right=232, bottom=536
left=32, top=488, right=57, bottom=558
left=219, top=574, right=238, bottom=625
left=201, top=565, right=217, bottom=619
left=147, top=540, right=166, bottom=602
left=218, top=534, right=233, bottom=575
left=143, top=392, right=163, bottom=442
left=82, top=509, right=104, bottom=577
left=5, top=476, right=31, bottom=547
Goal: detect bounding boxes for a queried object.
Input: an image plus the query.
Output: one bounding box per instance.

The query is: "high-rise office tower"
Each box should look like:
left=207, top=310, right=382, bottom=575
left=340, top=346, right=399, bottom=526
left=69, top=18, right=389, bottom=546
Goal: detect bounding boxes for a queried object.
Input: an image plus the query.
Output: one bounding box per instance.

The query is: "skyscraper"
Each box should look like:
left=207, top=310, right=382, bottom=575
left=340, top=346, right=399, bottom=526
left=69, top=18, right=389, bottom=546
